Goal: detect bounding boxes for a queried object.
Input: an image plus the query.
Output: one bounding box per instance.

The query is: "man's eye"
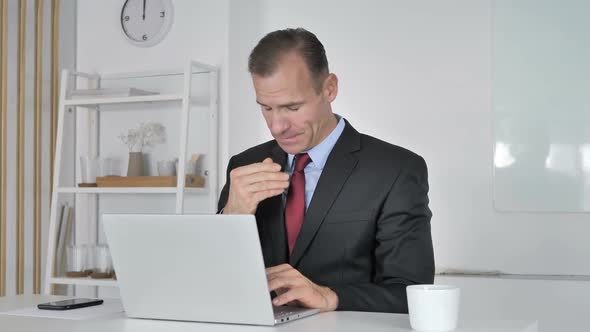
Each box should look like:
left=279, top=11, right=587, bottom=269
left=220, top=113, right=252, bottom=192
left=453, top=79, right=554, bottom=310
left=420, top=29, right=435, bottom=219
left=262, top=106, right=272, bottom=111
left=286, top=106, right=300, bottom=111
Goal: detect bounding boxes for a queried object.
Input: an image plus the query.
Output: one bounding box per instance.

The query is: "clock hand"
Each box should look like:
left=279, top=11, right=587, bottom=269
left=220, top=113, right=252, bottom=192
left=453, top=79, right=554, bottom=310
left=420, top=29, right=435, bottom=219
left=142, top=0, right=146, bottom=20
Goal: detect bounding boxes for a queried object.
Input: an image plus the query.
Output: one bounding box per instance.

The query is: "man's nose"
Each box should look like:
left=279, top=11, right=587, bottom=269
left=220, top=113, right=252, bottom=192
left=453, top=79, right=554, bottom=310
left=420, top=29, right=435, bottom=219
left=269, top=111, right=290, bottom=135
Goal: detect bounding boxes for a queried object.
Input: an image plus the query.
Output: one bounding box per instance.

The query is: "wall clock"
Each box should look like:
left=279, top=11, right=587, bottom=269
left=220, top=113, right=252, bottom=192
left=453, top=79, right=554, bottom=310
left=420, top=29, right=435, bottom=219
left=120, top=0, right=174, bottom=47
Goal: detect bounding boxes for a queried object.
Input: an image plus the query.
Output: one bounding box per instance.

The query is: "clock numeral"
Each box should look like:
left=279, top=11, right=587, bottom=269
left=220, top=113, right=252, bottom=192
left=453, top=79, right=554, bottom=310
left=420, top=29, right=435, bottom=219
left=142, top=34, right=148, bottom=41
left=124, top=15, right=130, bottom=21
left=160, top=11, right=165, bottom=18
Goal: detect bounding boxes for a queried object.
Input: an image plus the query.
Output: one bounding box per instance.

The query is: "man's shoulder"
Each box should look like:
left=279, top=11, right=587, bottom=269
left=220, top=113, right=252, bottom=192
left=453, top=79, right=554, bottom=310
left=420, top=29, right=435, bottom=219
left=358, top=133, right=425, bottom=165
left=342, top=120, right=425, bottom=165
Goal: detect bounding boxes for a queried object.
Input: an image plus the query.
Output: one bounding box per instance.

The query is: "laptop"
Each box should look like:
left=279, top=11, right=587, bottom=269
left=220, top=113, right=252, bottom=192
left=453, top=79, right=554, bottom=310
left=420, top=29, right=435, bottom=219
left=102, top=214, right=319, bottom=325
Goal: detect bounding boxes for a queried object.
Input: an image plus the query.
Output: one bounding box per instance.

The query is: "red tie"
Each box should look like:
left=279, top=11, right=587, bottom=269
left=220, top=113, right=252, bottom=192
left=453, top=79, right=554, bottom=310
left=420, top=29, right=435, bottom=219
left=285, top=153, right=311, bottom=255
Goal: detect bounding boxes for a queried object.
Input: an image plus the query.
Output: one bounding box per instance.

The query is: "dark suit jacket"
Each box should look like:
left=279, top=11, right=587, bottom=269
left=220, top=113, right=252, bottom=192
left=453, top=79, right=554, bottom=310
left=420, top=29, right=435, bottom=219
left=218, top=120, right=434, bottom=313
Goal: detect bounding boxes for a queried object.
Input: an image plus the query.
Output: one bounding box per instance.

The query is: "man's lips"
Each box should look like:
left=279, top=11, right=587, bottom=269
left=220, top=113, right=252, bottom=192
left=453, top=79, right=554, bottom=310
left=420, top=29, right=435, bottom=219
left=277, top=134, right=300, bottom=144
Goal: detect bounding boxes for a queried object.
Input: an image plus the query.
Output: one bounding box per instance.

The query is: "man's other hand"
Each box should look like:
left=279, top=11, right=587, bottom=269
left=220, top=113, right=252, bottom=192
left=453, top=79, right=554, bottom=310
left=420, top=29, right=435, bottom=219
left=266, top=264, right=339, bottom=312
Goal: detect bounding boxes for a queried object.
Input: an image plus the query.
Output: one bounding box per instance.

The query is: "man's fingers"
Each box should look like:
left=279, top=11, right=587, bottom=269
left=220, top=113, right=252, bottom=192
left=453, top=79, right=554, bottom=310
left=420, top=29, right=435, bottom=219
left=231, top=162, right=282, bottom=177
left=266, top=264, right=294, bottom=275
left=264, top=265, right=325, bottom=309
left=267, top=269, right=300, bottom=282
left=253, top=189, right=285, bottom=202
left=272, top=287, right=306, bottom=306
left=242, top=171, right=289, bottom=186
left=247, top=180, right=289, bottom=194
left=268, top=276, right=301, bottom=292
left=262, top=157, right=274, bottom=164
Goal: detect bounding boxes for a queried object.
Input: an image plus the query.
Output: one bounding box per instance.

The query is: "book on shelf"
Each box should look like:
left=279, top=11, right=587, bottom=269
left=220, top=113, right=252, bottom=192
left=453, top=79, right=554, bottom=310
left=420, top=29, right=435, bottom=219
left=54, top=203, right=75, bottom=275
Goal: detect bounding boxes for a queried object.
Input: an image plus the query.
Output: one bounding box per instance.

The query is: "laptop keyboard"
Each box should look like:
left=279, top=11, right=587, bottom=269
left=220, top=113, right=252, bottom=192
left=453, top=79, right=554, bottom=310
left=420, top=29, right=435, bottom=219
left=273, top=306, right=303, bottom=319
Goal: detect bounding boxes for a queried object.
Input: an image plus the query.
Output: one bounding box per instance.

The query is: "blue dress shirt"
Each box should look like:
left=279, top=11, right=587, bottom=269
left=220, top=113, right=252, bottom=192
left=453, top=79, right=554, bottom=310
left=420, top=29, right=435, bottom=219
left=286, top=115, right=346, bottom=210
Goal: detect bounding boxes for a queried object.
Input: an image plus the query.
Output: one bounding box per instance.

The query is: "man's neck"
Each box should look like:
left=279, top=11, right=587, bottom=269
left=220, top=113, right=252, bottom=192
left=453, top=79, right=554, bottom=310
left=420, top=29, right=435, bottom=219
left=313, top=113, right=338, bottom=149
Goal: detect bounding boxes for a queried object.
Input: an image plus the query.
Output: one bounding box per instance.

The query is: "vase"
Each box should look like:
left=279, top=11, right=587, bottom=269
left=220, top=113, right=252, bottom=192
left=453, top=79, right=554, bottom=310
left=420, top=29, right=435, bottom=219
left=127, top=152, right=144, bottom=176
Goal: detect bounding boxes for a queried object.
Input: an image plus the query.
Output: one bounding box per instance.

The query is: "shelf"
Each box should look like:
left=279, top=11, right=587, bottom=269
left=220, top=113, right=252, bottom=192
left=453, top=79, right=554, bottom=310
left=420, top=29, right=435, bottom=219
left=45, top=63, right=219, bottom=294
left=50, top=277, right=117, bottom=287
left=64, top=93, right=184, bottom=106
left=57, top=187, right=209, bottom=194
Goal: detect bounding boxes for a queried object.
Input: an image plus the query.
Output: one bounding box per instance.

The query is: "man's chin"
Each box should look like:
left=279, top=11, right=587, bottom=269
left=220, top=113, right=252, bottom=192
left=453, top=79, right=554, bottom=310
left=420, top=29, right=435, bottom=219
left=277, top=141, right=304, bottom=155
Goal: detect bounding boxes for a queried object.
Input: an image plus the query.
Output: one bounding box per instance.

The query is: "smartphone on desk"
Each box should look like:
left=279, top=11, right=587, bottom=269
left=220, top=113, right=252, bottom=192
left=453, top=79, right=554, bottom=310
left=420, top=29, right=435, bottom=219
left=37, top=298, right=104, bottom=310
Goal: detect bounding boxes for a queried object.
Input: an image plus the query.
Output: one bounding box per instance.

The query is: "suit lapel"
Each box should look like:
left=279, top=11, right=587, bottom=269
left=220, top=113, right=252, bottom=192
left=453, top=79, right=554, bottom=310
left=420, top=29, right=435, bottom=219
left=289, top=122, right=361, bottom=267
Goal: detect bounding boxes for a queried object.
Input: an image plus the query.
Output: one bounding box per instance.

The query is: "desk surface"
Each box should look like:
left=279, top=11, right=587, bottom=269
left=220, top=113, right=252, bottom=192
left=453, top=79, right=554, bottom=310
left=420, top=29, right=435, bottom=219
left=0, top=295, right=537, bottom=332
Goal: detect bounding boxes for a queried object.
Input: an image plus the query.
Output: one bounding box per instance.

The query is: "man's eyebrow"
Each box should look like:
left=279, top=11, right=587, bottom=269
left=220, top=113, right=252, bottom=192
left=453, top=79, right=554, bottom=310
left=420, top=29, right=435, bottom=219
left=256, top=101, right=304, bottom=108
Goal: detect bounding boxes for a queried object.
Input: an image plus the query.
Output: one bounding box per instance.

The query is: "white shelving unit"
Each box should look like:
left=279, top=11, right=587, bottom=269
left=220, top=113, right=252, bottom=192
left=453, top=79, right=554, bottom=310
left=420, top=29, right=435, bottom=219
left=43, top=61, right=218, bottom=294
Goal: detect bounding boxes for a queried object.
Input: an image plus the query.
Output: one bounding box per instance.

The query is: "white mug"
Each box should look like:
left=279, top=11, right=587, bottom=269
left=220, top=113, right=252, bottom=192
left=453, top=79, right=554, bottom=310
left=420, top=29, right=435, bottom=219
left=406, top=284, right=460, bottom=332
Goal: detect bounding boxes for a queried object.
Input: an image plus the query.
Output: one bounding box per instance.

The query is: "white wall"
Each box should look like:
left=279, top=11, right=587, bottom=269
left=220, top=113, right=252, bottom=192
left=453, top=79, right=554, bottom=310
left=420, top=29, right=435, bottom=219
left=227, top=1, right=265, bottom=162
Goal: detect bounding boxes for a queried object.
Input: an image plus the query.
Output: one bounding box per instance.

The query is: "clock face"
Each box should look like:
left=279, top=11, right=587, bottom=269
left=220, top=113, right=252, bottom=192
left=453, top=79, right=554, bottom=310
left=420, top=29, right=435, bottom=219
left=120, top=0, right=173, bottom=47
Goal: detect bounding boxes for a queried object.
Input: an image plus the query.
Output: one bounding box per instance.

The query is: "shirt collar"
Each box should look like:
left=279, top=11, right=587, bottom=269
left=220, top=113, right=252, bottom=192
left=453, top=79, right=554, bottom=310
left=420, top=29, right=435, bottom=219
left=288, top=114, right=345, bottom=170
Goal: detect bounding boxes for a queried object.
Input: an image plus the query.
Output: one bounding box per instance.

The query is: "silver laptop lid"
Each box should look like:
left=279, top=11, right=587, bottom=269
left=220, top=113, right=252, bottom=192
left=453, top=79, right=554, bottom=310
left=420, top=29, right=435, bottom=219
left=102, top=214, right=276, bottom=325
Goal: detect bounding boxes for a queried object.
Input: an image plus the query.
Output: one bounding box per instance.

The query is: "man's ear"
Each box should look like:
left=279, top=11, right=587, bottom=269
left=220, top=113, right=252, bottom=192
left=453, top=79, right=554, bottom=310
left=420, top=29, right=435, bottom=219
left=322, top=73, right=338, bottom=103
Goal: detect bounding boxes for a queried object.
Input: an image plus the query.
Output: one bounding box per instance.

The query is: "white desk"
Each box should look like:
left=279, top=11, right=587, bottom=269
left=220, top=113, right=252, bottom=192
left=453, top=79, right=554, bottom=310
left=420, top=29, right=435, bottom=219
left=0, top=295, right=538, bottom=332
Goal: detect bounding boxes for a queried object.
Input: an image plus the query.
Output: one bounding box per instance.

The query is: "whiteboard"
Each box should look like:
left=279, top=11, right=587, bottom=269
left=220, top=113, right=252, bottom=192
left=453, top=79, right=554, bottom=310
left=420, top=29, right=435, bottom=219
left=492, top=0, right=590, bottom=212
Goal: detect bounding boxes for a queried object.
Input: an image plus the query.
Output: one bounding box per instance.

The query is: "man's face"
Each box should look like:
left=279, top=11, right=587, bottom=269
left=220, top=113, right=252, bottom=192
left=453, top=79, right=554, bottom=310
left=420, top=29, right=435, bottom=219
left=252, top=53, right=338, bottom=155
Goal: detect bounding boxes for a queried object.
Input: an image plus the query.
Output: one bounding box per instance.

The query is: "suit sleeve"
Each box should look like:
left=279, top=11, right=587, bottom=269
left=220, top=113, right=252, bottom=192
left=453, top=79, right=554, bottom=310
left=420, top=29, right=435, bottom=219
left=217, top=156, right=236, bottom=213
left=330, top=154, right=435, bottom=313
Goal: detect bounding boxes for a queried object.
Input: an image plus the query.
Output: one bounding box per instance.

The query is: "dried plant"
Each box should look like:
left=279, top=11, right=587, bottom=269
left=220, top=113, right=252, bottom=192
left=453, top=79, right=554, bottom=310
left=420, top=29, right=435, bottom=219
left=119, top=122, right=167, bottom=152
